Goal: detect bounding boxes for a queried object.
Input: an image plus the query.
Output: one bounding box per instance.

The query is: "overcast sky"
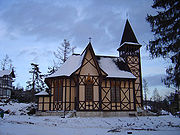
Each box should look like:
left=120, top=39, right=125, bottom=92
left=0, top=0, right=173, bottom=98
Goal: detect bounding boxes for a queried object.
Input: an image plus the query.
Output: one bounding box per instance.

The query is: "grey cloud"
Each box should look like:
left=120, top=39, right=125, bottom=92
left=42, top=49, right=53, bottom=57
left=0, top=0, right=164, bottom=88
left=70, top=0, right=154, bottom=50
left=29, top=51, right=38, bottom=56
left=32, top=55, right=39, bottom=63
left=1, top=0, right=78, bottom=41
left=0, top=0, right=154, bottom=51
left=17, top=49, right=29, bottom=57
left=143, top=74, right=166, bottom=87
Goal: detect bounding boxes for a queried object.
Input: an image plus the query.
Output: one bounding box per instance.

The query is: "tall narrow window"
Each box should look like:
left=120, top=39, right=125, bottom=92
left=85, top=74, right=93, bottom=101
left=85, top=83, right=93, bottom=101
left=54, top=83, right=58, bottom=101
left=111, top=84, right=120, bottom=102
left=54, top=80, right=63, bottom=101
left=0, top=89, right=2, bottom=96
left=111, top=86, right=116, bottom=102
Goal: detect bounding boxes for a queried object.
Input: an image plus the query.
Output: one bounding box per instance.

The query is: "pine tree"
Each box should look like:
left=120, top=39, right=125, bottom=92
left=143, top=79, right=149, bottom=111
left=151, top=88, right=162, bottom=113
left=152, top=88, right=161, bottom=102
left=0, top=54, right=13, bottom=70
left=26, top=63, right=46, bottom=93
left=46, top=60, right=58, bottom=76
left=54, top=39, right=72, bottom=66
left=146, top=0, right=180, bottom=89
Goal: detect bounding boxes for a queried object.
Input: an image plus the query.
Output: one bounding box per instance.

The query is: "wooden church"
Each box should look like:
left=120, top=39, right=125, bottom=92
left=36, top=20, right=143, bottom=116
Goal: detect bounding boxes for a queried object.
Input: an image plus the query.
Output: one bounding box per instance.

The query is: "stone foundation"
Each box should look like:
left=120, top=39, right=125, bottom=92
left=76, top=111, right=137, bottom=117
left=36, top=111, right=137, bottom=117
left=36, top=111, right=66, bottom=116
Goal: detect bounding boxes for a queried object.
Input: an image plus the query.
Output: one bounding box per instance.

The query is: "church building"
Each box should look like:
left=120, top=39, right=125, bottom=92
left=36, top=20, right=143, bottom=116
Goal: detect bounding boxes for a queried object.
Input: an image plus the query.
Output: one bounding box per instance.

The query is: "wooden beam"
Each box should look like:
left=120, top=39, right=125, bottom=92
left=69, top=79, right=71, bottom=110
left=99, top=77, right=102, bottom=111
left=42, top=96, right=44, bottom=111
left=64, top=79, right=67, bottom=111
left=129, top=80, right=131, bottom=110
left=133, top=80, right=136, bottom=111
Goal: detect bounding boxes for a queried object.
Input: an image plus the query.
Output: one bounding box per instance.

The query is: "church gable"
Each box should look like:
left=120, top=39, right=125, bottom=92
left=75, top=43, right=106, bottom=76
left=80, top=49, right=99, bottom=75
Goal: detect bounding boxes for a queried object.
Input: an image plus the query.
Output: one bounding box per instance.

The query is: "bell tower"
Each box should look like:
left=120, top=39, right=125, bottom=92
left=117, top=19, right=143, bottom=108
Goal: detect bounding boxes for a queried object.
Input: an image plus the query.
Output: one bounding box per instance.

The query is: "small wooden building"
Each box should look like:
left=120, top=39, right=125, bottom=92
left=36, top=20, right=143, bottom=116
left=0, top=69, right=15, bottom=99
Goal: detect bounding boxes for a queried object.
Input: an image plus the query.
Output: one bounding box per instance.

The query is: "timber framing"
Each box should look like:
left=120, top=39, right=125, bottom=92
left=118, top=47, right=143, bottom=108
left=36, top=19, right=143, bottom=114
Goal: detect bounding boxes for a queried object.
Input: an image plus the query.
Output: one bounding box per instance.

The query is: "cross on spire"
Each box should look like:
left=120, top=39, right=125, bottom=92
left=126, top=12, right=129, bottom=19
left=88, top=37, right=92, bottom=43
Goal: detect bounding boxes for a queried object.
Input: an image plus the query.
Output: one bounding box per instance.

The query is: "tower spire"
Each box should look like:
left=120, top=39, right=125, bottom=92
left=120, top=19, right=138, bottom=45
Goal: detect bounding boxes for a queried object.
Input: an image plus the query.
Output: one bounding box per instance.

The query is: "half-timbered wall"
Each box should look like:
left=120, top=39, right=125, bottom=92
left=38, top=96, right=50, bottom=111
left=37, top=78, right=76, bottom=111
left=77, top=47, right=101, bottom=111
left=38, top=44, right=137, bottom=112
left=101, top=79, right=135, bottom=111
left=126, top=50, right=142, bottom=108
left=52, top=78, right=76, bottom=111
left=75, top=46, right=136, bottom=111
left=38, top=77, right=135, bottom=112
left=78, top=75, right=100, bottom=111
left=118, top=45, right=142, bottom=109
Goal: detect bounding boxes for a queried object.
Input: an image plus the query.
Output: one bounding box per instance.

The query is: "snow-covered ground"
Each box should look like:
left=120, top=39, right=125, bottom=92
left=0, top=102, right=180, bottom=135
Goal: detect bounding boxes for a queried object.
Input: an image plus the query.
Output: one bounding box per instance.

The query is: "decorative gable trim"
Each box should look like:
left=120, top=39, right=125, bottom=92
left=72, top=42, right=107, bottom=76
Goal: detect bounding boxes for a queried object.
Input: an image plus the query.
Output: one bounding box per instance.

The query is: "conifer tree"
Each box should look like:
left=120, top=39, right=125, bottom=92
left=26, top=63, right=46, bottom=93
left=146, top=0, right=180, bottom=89
left=0, top=54, right=13, bottom=70
left=143, top=79, right=149, bottom=111
left=54, top=39, right=72, bottom=66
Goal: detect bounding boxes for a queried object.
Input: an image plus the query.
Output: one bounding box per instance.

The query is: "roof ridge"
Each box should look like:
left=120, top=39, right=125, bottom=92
left=95, top=55, right=118, bottom=58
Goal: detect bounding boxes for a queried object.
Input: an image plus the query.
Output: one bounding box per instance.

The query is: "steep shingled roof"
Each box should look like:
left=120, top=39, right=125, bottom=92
left=120, top=19, right=138, bottom=45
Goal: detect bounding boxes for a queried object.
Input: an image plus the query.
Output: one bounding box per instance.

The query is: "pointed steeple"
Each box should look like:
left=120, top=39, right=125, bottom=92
left=120, top=19, right=138, bottom=45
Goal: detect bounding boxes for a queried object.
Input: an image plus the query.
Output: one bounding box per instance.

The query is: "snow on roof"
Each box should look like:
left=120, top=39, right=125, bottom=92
left=47, top=55, right=82, bottom=78
left=46, top=54, right=135, bottom=79
left=46, top=43, right=135, bottom=79
left=98, top=57, right=136, bottom=79
left=120, top=42, right=141, bottom=46
left=0, top=69, right=12, bottom=77
left=35, top=91, right=49, bottom=96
